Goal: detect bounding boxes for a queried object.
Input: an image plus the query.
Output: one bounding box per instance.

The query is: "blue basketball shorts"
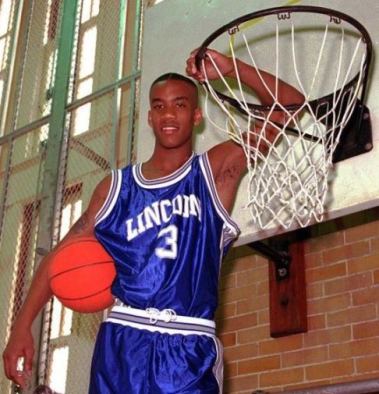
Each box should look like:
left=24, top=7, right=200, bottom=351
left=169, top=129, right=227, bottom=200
left=89, top=305, right=223, bottom=393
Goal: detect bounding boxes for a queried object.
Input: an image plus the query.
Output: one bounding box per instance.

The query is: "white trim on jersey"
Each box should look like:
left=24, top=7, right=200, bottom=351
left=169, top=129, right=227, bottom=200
left=212, top=337, right=224, bottom=394
left=218, top=229, right=227, bottom=269
left=199, top=153, right=240, bottom=244
left=94, top=169, right=122, bottom=226
left=132, top=152, right=195, bottom=189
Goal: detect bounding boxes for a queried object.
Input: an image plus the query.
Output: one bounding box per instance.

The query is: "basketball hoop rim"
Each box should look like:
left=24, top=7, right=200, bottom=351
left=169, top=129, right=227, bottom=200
left=195, top=5, right=373, bottom=113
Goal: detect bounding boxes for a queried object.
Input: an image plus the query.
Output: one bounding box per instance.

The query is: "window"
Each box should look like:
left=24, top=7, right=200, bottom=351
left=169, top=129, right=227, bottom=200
left=0, top=0, right=16, bottom=135
left=72, top=0, right=100, bottom=135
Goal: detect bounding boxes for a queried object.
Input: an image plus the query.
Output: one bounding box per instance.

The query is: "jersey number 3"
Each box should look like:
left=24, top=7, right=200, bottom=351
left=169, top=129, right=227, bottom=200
left=155, top=225, right=178, bottom=259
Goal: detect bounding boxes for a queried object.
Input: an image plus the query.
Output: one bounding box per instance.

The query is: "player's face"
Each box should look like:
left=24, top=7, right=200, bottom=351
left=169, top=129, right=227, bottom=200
left=148, top=79, right=202, bottom=150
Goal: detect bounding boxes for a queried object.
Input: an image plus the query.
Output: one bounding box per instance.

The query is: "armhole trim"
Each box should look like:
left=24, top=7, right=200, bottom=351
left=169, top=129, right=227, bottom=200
left=94, top=169, right=122, bottom=226
left=199, top=153, right=240, bottom=241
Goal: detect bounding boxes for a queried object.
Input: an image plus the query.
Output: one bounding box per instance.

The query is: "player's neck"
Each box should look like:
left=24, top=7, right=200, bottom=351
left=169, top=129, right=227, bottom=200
left=142, top=146, right=194, bottom=180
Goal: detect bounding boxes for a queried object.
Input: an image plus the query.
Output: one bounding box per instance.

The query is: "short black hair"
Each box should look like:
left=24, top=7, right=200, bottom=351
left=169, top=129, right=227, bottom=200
left=150, top=73, right=198, bottom=92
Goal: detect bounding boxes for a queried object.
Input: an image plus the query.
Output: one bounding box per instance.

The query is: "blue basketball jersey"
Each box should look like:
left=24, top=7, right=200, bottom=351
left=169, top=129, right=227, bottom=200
left=94, top=152, right=239, bottom=320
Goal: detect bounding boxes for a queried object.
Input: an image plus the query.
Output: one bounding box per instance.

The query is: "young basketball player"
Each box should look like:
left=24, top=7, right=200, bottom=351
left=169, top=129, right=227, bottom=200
left=3, top=49, right=303, bottom=393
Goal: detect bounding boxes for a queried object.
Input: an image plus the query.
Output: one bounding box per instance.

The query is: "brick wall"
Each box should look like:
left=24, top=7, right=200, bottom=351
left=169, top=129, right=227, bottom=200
left=218, top=215, right=379, bottom=393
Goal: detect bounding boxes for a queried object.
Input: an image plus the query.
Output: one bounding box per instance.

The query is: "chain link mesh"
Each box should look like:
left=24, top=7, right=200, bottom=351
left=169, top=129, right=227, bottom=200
left=0, top=0, right=141, bottom=393
left=0, top=124, right=48, bottom=394
left=14, top=1, right=62, bottom=129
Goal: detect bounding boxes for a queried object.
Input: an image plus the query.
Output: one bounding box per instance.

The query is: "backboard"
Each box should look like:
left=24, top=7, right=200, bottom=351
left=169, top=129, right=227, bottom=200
left=136, top=0, right=379, bottom=246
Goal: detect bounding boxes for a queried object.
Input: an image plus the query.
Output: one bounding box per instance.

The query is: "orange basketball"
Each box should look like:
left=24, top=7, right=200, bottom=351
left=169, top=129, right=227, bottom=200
left=48, top=237, right=116, bottom=313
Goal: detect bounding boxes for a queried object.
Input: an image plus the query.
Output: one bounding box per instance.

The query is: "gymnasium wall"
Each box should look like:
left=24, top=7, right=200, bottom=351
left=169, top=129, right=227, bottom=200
left=218, top=212, right=379, bottom=393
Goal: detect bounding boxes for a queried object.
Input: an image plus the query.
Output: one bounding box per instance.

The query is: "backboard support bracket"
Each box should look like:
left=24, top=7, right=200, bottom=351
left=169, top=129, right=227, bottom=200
left=249, top=240, right=291, bottom=281
left=249, top=232, right=308, bottom=337
left=332, top=102, right=373, bottom=163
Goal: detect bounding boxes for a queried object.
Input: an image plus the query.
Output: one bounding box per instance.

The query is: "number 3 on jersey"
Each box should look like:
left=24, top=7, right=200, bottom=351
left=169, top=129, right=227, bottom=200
left=155, top=225, right=178, bottom=259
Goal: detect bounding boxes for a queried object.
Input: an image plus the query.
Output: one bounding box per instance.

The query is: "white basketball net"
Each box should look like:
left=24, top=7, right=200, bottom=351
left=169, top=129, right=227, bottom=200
left=200, top=21, right=369, bottom=230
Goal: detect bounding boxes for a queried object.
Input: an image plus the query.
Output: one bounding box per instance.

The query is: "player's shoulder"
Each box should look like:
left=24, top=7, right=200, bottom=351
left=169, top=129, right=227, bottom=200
left=95, top=174, right=112, bottom=196
left=93, top=164, right=136, bottom=199
left=94, top=164, right=133, bottom=193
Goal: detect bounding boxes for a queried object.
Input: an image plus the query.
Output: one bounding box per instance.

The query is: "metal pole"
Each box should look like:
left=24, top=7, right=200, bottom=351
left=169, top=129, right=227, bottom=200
left=33, top=0, right=79, bottom=386
left=109, top=0, right=128, bottom=168
left=126, top=0, right=143, bottom=164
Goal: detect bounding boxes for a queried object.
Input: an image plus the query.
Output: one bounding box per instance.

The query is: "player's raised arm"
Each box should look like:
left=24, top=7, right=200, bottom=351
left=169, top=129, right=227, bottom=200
left=2, top=175, right=111, bottom=388
left=186, top=48, right=304, bottom=106
left=185, top=49, right=305, bottom=213
left=186, top=48, right=305, bottom=149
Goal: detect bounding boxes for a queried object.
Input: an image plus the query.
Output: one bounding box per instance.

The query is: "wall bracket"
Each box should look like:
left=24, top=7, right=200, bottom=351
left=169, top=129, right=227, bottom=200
left=248, top=234, right=308, bottom=337
left=249, top=240, right=291, bottom=281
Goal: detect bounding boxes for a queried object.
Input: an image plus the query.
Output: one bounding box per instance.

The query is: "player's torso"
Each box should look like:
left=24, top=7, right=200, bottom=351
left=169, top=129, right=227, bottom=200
left=94, top=153, right=239, bottom=319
